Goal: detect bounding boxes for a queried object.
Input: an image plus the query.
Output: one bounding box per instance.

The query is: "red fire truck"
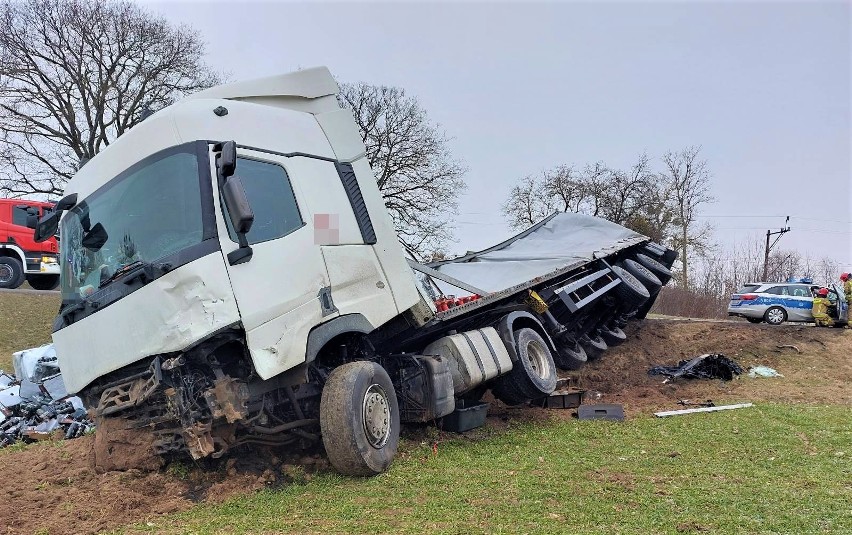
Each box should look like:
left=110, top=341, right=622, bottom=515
left=0, top=198, right=60, bottom=290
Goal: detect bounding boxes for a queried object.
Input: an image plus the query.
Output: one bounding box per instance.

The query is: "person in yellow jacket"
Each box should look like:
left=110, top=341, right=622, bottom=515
left=841, top=273, right=852, bottom=327
left=811, top=287, right=833, bottom=327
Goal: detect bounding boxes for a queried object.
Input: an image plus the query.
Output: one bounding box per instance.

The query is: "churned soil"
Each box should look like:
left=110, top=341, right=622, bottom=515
left=1, top=319, right=848, bottom=534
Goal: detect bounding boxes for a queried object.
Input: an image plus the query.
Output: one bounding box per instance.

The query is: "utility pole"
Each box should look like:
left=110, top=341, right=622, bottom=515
left=762, top=216, right=791, bottom=281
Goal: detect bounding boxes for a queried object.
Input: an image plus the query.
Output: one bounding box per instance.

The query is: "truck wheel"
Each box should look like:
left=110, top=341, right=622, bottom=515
left=553, top=335, right=587, bottom=370
left=580, top=333, right=608, bottom=361
left=621, top=258, right=662, bottom=293
left=0, top=257, right=24, bottom=289
left=611, top=265, right=649, bottom=310
left=26, top=274, right=60, bottom=291
left=634, top=253, right=672, bottom=285
left=492, top=328, right=557, bottom=405
left=320, top=361, right=400, bottom=476
left=599, top=324, right=627, bottom=346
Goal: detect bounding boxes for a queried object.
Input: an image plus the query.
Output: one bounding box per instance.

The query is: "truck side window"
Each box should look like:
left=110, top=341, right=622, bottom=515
left=12, top=206, right=29, bottom=227
left=225, top=158, right=303, bottom=245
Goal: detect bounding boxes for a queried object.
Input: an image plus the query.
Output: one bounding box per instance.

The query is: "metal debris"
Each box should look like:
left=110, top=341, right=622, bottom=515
left=0, top=344, right=93, bottom=448
left=748, top=366, right=784, bottom=378
left=648, top=354, right=744, bottom=382
left=654, top=403, right=754, bottom=417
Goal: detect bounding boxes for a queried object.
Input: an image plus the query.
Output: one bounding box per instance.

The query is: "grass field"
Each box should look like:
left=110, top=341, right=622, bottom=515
left=0, top=291, right=59, bottom=371
left=126, top=404, right=851, bottom=535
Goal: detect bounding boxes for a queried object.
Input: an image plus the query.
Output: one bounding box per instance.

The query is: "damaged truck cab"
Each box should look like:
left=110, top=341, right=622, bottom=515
left=40, top=67, right=676, bottom=475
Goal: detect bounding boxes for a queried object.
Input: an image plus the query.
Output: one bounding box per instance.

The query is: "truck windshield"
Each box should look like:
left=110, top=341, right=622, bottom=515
left=60, top=149, right=204, bottom=303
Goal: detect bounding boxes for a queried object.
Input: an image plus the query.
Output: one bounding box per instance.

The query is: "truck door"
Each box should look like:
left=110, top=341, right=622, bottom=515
left=215, top=148, right=333, bottom=380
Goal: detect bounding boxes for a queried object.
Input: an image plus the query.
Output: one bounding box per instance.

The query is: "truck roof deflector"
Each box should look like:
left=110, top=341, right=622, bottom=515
left=406, top=259, right=488, bottom=297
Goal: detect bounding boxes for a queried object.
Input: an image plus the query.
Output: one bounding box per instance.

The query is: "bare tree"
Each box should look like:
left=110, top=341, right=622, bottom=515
left=661, top=146, right=714, bottom=289
left=0, top=0, right=221, bottom=197
left=501, top=174, right=552, bottom=229
left=339, top=82, right=466, bottom=258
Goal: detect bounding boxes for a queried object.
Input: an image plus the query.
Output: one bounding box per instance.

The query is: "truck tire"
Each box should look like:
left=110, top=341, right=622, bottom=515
left=611, top=265, right=649, bottom=310
left=320, top=361, right=400, bottom=476
left=634, top=253, right=673, bottom=285
left=492, top=328, right=558, bottom=405
left=579, top=333, right=608, bottom=361
left=552, top=335, right=587, bottom=370
left=0, top=257, right=24, bottom=289
left=621, top=258, right=662, bottom=293
left=26, top=274, right=60, bottom=291
left=599, top=324, right=627, bottom=346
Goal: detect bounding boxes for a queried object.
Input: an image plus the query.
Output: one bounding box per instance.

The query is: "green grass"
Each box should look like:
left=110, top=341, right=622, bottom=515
left=127, top=404, right=851, bottom=535
left=0, top=292, right=60, bottom=371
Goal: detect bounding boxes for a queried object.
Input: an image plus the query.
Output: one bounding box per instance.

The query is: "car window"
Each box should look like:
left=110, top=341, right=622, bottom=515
left=738, top=285, right=760, bottom=293
left=763, top=286, right=790, bottom=295
left=790, top=286, right=811, bottom=297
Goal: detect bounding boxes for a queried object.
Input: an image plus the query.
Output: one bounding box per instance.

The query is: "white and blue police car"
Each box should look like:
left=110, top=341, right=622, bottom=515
left=727, top=277, right=849, bottom=326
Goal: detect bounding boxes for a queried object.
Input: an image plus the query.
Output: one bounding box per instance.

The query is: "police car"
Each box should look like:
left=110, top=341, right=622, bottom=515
left=727, top=278, right=849, bottom=325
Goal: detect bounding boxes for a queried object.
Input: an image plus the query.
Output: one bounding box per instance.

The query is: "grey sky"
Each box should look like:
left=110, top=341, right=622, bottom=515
left=143, top=0, right=851, bottom=270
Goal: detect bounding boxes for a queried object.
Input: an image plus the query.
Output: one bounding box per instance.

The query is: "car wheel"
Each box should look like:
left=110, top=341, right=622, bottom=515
left=746, top=317, right=763, bottom=324
left=764, top=306, right=787, bottom=326
left=320, top=361, right=400, bottom=476
left=0, top=257, right=25, bottom=289
left=492, top=328, right=558, bottom=405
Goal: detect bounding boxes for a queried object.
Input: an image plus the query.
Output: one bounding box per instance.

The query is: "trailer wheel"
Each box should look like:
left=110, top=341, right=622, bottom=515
left=492, top=328, right=557, bottom=405
left=320, top=361, right=400, bottom=476
left=0, top=257, right=24, bottom=289
left=580, top=333, right=608, bottom=361
left=611, top=265, right=649, bottom=310
left=621, top=258, right=662, bottom=293
left=553, top=335, right=587, bottom=370
left=599, top=324, right=627, bottom=346
left=634, top=253, right=673, bottom=285
left=26, top=274, right=60, bottom=291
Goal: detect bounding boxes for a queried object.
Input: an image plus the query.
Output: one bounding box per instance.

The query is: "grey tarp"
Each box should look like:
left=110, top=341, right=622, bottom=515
left=431, top=213, right=647, bottom=294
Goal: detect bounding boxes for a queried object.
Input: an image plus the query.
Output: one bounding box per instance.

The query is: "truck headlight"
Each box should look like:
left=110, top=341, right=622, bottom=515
left=41, top=256, right=58, bottom=264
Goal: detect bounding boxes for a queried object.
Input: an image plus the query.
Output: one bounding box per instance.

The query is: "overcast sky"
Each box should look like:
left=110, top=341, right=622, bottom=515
left=143, top=0, right=851, bottom=271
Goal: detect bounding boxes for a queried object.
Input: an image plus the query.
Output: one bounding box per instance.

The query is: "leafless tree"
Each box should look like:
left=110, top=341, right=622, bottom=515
left=660, top=146, right=715, bottom=289
left=339, top=82, right=466, bottom=258
left=0, top=0, right=221, bottom=197
left=501, top=174, right=553, bottom=230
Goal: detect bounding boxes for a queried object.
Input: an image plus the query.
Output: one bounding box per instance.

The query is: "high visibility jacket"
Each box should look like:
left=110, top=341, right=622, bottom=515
left=812, top=297, right=830, bottom=318
left=844, top=280, right=852, bottom=301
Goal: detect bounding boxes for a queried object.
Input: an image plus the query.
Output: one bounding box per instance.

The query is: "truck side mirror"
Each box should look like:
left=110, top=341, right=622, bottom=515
left=55, top=193, right=77, bottom=211
left=222, top=176, right=254, bottom=234
left=81, top=222, right=108, bottom=252
left=26, top=214, right=38, bottom=229
left=221, top=175, right=254, bottom=266
left=218, top=141, right=237, bottom=179
left=34, top=211, right=60, bottom=242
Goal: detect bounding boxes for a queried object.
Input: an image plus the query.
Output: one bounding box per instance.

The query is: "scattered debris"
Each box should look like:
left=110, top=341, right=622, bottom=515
left=0, top=344, right=93, bottom=448
left=648, top=354, right=744, bottom=382
left=776, top=345, right=800, bottom=353
left=577, top=403, right=625, bottom=421
left=748, top=366, right=784, bottom=378
left=677, top=399, right=715, bottom=408
left=654, top=403, right=754, bottom=417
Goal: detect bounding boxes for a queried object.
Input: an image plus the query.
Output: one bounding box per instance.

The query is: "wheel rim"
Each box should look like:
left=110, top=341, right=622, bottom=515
left=362, top=384, right=391, bottom=449
left=526, top=340, right=549, bottom=379
left=767, top=308, right=784, bottom=324
left=0, top=264, right=12, bottom=284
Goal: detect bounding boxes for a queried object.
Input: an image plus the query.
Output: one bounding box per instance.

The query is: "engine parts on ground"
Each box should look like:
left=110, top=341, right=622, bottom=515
left=648, top=354, right=744, bottom=381
left=534, top=388, right=585, bottom=409
left=748, top=366, right=784, bottom=378
left=0, top=345, right=93, bottom=447
left=439, top=400, right=489, bottom=432
left=654, top=402, right=754, bottom=418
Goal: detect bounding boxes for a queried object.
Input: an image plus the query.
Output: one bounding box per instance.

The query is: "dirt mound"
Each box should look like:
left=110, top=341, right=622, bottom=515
left=0, top=435, right=329, bottom=535
left=568, top=319, right=852, bottom=415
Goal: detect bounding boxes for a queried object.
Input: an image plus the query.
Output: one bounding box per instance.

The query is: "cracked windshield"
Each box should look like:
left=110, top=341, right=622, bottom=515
left=60, top=149, right=204, bottom=301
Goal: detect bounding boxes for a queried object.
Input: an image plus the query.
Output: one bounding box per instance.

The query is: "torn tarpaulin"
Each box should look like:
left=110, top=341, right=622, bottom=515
left=648, top=354, right=744, bottom=381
